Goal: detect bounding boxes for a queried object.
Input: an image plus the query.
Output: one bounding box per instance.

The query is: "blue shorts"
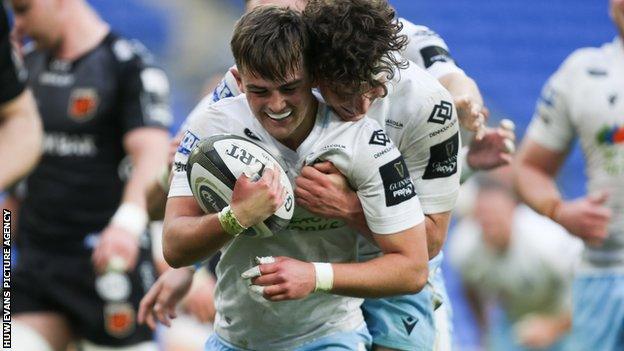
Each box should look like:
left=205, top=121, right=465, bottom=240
left=204, top=325, right=371, bottom=351
left=571, top=272, right=624, bottom=351
left=361, top=254, right=449, bottom=350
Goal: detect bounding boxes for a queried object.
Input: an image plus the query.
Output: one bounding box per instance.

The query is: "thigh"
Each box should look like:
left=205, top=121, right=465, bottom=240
left=13, top=312, right=73, bottom=351
left=60, top=249, right=156, bottom=347
left=296, top=324, right=371, bottom=351
left=362, top=290, right=435, bottom=351
left=571, top=273, right=624, bottom=351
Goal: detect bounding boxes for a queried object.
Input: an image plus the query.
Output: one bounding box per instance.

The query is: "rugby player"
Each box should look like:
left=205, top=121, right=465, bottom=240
left=0, top=4, right=41, bottom=191
left=449, top=170, right=581, bottom=351
left=9, top=0, right=171, bottom=350
left=142, top=1, right=514, bottom=350
left=163, top=6, right=429, bottom=350
left=514, top=0, right=624, bottom=349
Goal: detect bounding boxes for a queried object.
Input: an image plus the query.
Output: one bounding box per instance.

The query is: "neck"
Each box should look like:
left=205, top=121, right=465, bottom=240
left=54, top=3, right=109, bottom=60
left=280, top=99, right=318, bottom=150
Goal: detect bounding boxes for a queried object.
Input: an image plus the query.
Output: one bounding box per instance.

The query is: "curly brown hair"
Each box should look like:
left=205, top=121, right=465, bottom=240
left=303, top=0, right=408, bottom=96
left=231, top=5, right=309, bottom=83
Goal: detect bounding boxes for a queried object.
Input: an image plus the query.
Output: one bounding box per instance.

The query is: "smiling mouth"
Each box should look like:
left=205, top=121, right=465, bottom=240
left=266, top=110, right=293, bottom=120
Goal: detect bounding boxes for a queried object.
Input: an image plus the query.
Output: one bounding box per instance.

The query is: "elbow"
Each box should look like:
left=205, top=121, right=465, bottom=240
left=404, top=261, right=428, bottom=294
left=162, top=226, right=187, bottom=268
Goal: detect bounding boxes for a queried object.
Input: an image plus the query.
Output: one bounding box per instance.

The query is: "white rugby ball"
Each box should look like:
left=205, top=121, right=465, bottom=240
left=187, top=134, right=294, bottom=238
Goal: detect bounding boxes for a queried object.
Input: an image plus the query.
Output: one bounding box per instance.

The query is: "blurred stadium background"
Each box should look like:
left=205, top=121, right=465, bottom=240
left=10, top=0, right=618, bottom=349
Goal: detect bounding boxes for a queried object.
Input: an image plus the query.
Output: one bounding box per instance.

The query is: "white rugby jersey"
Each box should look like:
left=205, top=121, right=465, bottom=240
left=526, top=38, right=624, bottom=267
left=399, top=19, right=465, bottom=79
left=449, top=205, right=582, bottom=321
left=169, top=94, right=424, bottom=350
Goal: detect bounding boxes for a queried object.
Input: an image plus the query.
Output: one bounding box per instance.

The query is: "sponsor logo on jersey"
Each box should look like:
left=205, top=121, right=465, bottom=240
left=212, top=78, right=235, bottom=103
left=423, top=132, right=459, bottom=179
left=587, top=68, right=608, bottom=77
left=39, top=72, right=74, bottom=87
left=174, top=161, right=187, bottom=172
left=104, top=303, right=135, bottom=338
left=287, top=216, right=345, bottom=231
left=321, top=143, right=346, bottom=152
left=244, top=128, right=261, bottom=141
left=42, top=132, right=97, bottom=157
left=374, top=145, right=394, bottom=159
left=596, top=125, right=624, bottom=145
left=385, top=119, right=404, bottom=129
left=420, top=46, right=452, bottom=69
left=68, top=88, right=99, bottom=121
left=178, top=131, right=200, bottom=155
left=401, top=316, right=418, bottom=335
left=369, top=129, right=391, bottom=146
left=427, top=100, right=453, bottom=125
left=380, top=156, right=416, bottom=206
left=429, top=118, right=457, bottom=138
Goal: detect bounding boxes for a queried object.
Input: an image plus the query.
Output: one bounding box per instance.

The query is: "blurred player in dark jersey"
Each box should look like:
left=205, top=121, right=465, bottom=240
left=0, top=4, right=41, bottom=191
left=9, top=0, right=171, bottom=350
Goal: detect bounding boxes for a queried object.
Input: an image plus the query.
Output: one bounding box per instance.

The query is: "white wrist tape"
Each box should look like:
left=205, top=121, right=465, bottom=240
left=312, top=262, right=334, bottom=292
left=110, top=203, right=148, bottom=239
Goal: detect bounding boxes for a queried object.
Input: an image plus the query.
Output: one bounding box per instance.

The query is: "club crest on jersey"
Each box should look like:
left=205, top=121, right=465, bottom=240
left=68, top=88, right=99, bottom=121
left=104, top=303, right=136, bottom=338
left=370, top=129, right=391, bottom=146
left=427, top=100, right=453, bottom=125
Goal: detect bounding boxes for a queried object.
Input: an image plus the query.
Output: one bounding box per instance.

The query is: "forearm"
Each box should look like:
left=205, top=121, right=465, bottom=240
left=514, top=161, right=561, bottom=219
left=438, top=72, right=483, bottom=106
left=163, top=210, right=231, bottom=268
left=0, top=91, right=42, bottom=189
left=331, top=252, right=427, bottom=298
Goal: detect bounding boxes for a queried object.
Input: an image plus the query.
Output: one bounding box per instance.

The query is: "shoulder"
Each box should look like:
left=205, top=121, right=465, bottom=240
left=386, top=63, right=453, bottom=125
left=398, top=20, right=441, bottom=42
left=551, top=45, right=609, bottom=83
left=188, top=94, right=250, bottom=129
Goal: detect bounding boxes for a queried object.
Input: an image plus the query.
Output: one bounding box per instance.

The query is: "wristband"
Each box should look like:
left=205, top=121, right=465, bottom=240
left=312, top=262, right=334, bottom=292
left=110, top=203, right=148, bottom=239
left=218, top=205, right=247, bottom=237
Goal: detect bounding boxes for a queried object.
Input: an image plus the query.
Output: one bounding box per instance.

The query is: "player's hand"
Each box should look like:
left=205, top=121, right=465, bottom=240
left=466, top=120, right=516, bottom=171
left=231, top=165, right=285, bottom=227
left=454, top=95, right=489, bottom=138
left=514, top=314, right=569, bottom=349
left=92, top=224, right=140, bottom=274
left=295, top=161, right=361, bottom=221
left=182, top=269, right=217, bottom=323
left=241, top=256, right=316, bottom=301
left=138, top=267, right=195, bottom=329
left=553, top=192, right=612, bottom=246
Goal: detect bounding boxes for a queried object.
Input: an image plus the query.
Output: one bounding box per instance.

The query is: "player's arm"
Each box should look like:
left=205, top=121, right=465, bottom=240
left=514, top=139, right=611, bottom=243
left=92, top=46, right=174, bottom=272
left=92, top=126, right=170, bottom=272
left=399, top=20, right=486, bottom=134
left=0, top=89, right=42, bottom=189
left=163, top=164, right=285, bottom=267
left=331, top=222, right=428, bottom=297
left=246, top=218, right=428, bottom=300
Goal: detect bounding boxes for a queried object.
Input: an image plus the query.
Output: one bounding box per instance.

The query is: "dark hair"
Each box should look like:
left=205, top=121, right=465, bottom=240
left=231, top=5, right=309, bottom=82
left=303, top=0, right=408, bottom=96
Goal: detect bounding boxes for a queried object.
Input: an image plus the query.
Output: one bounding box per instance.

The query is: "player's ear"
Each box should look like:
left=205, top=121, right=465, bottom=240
left=230, top=67, right=245, bottom=93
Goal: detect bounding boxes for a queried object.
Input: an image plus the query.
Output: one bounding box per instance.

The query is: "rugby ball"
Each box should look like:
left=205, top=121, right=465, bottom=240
left=186, top=134, right=294, bottom=238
